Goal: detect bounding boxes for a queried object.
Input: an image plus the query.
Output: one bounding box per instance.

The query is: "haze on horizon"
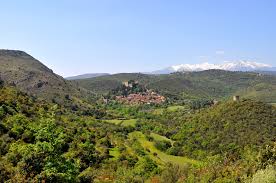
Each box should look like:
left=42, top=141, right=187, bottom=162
left=0, top=0, right=275, bottom=77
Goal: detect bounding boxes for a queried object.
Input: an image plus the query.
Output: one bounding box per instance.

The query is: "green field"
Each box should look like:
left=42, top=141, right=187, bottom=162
left=103, top=119, right=137, bottom=127
left=167, top=105, right=186, bottom=111
left=129, top=131, right=203, bottom=167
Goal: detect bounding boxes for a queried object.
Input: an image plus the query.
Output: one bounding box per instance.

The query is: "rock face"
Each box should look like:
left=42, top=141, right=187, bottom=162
left=0, top=49, right=93, bottom=106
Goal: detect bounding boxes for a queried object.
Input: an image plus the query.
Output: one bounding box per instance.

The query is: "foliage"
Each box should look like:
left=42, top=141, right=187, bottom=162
left=251, top=166, right=276, bottom=183
left=174, top=100, right=276, bottom=159
left=258, top=142, right=276, bottom=169
left=154, top=139, right=172, bottom=152
left=0, top=85, right=275, bottom=182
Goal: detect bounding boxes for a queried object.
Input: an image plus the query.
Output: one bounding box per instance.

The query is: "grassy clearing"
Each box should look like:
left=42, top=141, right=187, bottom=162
left=129, top=131, right=203, bottom=167
left=104, top=119, right=137, bottom=127
left=167, top=105, right=186, bottom=112
left=150, top=133, right=173, bottom=144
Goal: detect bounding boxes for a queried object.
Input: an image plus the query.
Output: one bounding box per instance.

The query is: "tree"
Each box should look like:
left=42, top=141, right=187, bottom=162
left=160, top=163, right=189, bottom=183
left=0, top=79, right=4, bottom=88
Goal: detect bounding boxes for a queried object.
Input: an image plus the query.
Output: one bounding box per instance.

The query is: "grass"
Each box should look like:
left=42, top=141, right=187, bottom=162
left=167, top=105, right=186, bottom=112
left=129, top=131, right=203, bottom=167
left=104, top=119, right=137, bottom=127
left=109, top=147, right=120, bottom=160
left=150, top=133, right=173, bottom=144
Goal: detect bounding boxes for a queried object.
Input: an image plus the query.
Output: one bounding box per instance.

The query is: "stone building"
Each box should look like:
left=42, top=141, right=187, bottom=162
left=233, top=96, right=240, bottom=101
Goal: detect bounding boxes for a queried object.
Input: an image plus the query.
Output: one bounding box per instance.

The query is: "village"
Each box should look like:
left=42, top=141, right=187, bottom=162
left=115, top=81, right=166, bottom=104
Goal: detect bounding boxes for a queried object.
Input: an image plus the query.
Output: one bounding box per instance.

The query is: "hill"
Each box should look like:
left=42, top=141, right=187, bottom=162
left=0, top=49, right=95, bottom=109
left=74, top=73, right=154, bottom=94
left=66, top=73, right=110, bottom=80
left=74, top=70, right=276, bottom=102
left=173, top=100, right=276, bottom=158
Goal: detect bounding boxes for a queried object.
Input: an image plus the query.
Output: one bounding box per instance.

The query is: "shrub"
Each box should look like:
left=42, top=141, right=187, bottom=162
left=154, top=140, right=172, bottom=152
left=251, top=166, right=276, bottom=183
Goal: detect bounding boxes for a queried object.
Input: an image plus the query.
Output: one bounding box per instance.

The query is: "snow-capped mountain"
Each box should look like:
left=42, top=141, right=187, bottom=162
left=152, top=61, right=275, bottom=74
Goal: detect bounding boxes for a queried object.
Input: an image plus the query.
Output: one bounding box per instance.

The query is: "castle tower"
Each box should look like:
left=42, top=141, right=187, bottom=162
left=233, top=96, right=240, bottom=101
left=123, top=81, right=129, bottom=87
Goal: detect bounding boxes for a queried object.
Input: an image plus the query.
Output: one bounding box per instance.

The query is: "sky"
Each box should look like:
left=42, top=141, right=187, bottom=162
left=0, top=0, right=275, bottom=77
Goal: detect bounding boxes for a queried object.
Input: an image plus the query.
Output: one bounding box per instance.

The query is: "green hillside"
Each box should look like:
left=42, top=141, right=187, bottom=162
left=0, top=82, right=275, bottom=182
left=174, top=100, right=276, bottom=158
left=74, top=73, right=153, bottom=94
left=75, top=70, right=276, bottom=102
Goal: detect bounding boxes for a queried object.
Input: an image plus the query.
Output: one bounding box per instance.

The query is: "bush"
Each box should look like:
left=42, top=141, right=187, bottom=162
left=154, top=140, right=172, bottom=152
left=251, top=166, right=276, bottom=183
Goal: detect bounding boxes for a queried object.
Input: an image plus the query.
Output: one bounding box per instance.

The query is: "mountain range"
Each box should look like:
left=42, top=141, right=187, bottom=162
left=151, top=61, right=276, bottom=74
left=66, top=61, right=276, bottom=79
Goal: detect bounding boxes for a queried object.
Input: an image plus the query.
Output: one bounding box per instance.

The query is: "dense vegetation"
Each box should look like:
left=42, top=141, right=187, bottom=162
left=174, top=100, right=276, bottom=158
left=0, top=85, right=275, bottom=182
left=0, top=86, right=158, bottom=182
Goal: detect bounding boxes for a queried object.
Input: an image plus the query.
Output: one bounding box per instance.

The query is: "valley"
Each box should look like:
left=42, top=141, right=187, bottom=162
left=0, top=50, right=275, bottom=182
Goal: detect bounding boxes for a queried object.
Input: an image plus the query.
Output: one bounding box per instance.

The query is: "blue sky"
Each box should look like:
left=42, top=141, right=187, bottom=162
left=0, top=0, right=275, bottom=76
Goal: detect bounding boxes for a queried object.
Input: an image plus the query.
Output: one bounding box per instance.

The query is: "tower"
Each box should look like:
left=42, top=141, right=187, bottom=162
left=233, top=96, right=240, bottom=101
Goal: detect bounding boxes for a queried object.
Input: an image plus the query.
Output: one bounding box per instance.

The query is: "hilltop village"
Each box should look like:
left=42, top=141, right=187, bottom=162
left=113, top=80, right=166, bottom=104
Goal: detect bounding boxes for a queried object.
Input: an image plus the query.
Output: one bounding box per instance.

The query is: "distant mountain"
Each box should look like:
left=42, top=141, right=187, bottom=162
left=152, top=61, right=275, bottom=74
left=66, top=73, right=110, bottom=80
left=0, top=49, right=94, bottom=108
left=255, top=70, right=276, bottom=76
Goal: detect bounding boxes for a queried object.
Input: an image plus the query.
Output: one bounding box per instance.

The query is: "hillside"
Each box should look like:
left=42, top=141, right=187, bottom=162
left=173, top=100, right=276, bottom=158
left=0, top=86, right=132, bottom=182
left=66, top=73, right=110, bottom=80
left=0, top=50, right=95, bottom=109
left=74, top=73, right=154, bottom=94
left=74, top=70, right=276, bottom=102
